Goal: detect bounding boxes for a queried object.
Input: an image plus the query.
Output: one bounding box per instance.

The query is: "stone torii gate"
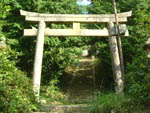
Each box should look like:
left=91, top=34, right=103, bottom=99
left=20, top=10, right=132, bottom=98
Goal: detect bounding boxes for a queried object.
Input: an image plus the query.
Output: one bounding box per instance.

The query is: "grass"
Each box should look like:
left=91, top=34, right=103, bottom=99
left=88, top=92, right=132, bottom=113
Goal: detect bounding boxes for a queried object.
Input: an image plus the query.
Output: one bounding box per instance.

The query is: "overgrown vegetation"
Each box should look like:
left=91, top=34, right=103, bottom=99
left=89, top=93, right=129, bottom=113
left=0, top=48, right=38, bottom=113
left=89, top=92, right=150, bottom=113
left=0, top=0, right=150, bottom=112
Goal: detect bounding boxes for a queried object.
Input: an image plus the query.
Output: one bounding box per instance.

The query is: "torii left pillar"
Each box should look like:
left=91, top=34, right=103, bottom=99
left=33, top=21, right=46, bottom=98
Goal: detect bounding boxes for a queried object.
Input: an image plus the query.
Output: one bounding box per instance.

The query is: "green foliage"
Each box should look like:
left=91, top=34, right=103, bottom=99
left=122, top=0, right=150, bottom=107
left=90, top=0, right=113, bottom=14
left=125, top=54, right=150, bottom=106
left=42, top=37, right=83, bottom=83
left=0, top=48, right=37, bottom=113
left=88, top=92, right=150, bottom=113
left=89, top=93, right=131, bottom=113
left=0, top=0, right=10, bottom=38
left=40, top=79, right=67, bottom=104
left=0, top=0, right=11, bottom=18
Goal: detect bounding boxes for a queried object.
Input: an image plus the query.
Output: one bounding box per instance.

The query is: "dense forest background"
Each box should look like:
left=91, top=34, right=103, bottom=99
left=0, top=0, right=150, bottom=112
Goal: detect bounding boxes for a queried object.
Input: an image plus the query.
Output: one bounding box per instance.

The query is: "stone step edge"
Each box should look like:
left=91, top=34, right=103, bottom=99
left=33, top=112, right=60, bottom=113
left=33, top=112, right=59, bottom=113
left=40, top=104, right=90, bottom=112
left=35, top=111, right=86, bottom=113
left=40, top=104, right=89, bottom=108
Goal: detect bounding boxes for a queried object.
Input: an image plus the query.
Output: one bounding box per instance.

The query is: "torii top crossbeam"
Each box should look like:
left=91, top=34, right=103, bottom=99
left=20, top=10, right=132, bottom=23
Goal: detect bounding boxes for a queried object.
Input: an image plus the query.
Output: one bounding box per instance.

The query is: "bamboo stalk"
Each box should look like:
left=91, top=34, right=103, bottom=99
left=112, top=0, right=124, bottom=75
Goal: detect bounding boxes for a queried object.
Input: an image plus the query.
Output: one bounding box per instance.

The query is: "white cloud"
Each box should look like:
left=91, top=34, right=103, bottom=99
left=77, top=0, right=91, bottom=6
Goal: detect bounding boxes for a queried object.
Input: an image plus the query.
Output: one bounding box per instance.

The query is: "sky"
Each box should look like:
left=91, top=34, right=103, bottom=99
left=76, top=0, right=92, bottom=6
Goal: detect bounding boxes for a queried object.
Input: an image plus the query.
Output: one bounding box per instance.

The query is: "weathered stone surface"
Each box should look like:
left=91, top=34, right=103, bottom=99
left=20, top=10, right=132, bottom=23
left=109, top=24, right=128, bottom=36
left=25, top=16, right=128, bottom=23
left=40, top=104, right=90, bottom=113
left=24, top=28, right=109, bottom=37
left=20, top=10, right=132, bottom=18
left=108, top=22, right=124, bottom=94
left=32, top=21, right=46, bottom=98
left=24, top=25, right=128, bottom=37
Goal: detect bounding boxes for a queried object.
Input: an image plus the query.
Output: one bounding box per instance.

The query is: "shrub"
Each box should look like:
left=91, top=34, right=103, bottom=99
left=0, top=48, right=38, bottom=113
left=125, top=54, right=150, bottom=106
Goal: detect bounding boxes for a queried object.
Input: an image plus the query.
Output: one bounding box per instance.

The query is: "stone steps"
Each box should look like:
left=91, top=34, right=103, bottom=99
left=66, top=57, right=95, bottom=104
left=37, top=104, right=91, bottom=113
left=67, top=89, right=94, bottom=103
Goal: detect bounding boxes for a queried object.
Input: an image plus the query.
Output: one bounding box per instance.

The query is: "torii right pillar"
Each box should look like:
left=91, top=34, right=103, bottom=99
left=108, top=22, right=124, bottom=94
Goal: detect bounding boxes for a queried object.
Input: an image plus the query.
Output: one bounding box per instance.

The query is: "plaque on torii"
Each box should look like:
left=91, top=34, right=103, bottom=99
left=20, top=10, right=132, bottom=98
